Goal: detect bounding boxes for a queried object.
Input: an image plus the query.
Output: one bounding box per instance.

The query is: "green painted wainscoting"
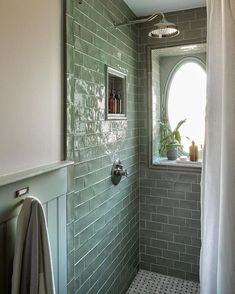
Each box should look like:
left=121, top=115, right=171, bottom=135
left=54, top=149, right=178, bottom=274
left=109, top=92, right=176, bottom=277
left=0, top=162, right=73, bottom=294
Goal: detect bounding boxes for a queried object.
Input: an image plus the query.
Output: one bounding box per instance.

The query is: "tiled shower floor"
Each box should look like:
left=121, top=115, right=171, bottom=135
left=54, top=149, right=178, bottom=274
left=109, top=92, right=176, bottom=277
left=127, top=270, right=200, bottom=294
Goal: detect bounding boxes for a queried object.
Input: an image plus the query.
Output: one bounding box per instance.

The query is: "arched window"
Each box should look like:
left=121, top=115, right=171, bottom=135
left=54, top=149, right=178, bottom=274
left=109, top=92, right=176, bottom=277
left=166, top=58, right=207, bottom=152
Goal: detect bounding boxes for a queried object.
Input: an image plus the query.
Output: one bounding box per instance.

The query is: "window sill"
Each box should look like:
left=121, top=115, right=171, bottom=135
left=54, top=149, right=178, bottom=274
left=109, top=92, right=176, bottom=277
left=152, top=157, right=202, bottom=169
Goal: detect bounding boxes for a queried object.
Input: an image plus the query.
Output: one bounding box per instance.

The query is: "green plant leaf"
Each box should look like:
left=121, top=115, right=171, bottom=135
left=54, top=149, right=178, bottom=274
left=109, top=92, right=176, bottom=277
left=159, top=118, right=187, bottom=156
left=175, top=130, right=181, bottom=143
left=174, top=119, right=187, bottom=132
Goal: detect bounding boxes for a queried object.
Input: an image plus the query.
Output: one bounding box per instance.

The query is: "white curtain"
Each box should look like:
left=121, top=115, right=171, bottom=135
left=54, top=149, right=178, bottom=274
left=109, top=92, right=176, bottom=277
left=200, top=1, right=235, bottom=293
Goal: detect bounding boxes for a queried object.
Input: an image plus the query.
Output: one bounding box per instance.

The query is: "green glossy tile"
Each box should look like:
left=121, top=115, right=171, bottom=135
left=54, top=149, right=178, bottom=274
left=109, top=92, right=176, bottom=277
left=66, top=15, right=74, bottom=45
left=66, top=45, right=74, bottom=75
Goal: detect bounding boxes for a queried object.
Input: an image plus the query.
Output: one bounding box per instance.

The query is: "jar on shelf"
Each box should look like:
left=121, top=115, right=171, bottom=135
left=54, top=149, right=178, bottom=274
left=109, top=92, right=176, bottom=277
left=189, top=141, right=198, bottom=161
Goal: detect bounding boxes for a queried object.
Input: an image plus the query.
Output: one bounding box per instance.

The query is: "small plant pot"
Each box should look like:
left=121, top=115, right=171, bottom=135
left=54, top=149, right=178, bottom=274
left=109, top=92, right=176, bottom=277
left=167, top=147, right=178, bottom=160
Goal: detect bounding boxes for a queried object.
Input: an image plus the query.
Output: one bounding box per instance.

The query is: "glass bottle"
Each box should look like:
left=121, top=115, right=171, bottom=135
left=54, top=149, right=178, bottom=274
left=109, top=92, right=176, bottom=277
left=115, top=90, right=122, bottom=114
left=189, top=141, right=198, bottom=161
left=108, top=89, right=116, bottom=113
left=198, top=144, right=204, bottom=161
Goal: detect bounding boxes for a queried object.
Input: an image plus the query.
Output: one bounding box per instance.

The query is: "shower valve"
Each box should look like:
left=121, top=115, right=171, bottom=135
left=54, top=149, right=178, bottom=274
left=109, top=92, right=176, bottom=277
left=115, top=166, right=128, bottom=177
left=111, top=160, right=128, bottom=185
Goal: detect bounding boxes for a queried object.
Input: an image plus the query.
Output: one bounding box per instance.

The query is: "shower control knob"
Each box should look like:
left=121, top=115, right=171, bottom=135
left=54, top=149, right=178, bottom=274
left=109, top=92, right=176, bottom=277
left=115, top=168, right=128, bottom=177
left=111, top=160, right=128, bottom=185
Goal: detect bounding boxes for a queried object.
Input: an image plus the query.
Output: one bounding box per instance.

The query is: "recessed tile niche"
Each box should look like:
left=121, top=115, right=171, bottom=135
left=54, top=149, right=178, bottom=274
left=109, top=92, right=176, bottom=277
left=106, top=66, right=127, bottom=120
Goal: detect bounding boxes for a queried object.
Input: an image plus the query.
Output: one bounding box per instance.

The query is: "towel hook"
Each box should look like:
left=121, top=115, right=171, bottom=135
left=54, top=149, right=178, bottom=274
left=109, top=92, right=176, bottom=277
left=15, top=187, right=29, bottom=198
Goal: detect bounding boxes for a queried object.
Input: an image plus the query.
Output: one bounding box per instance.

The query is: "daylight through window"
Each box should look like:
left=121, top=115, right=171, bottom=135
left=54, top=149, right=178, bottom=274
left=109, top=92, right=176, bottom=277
left=167, top=60, right=207, bottom=152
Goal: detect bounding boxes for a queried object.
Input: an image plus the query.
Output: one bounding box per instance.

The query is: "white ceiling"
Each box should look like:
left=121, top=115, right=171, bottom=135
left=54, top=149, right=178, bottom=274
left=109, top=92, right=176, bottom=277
left=124, top=0, right=206, bottom=16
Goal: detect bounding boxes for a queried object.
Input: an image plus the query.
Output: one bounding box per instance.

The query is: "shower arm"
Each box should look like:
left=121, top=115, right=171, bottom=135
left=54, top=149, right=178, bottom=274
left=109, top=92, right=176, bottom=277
left=112, top=12, right=164, bottom=28
left=77, top=0, right=166, bottom=30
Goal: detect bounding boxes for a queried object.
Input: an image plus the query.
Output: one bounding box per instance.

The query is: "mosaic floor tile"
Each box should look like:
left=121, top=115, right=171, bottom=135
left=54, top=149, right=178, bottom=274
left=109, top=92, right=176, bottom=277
left=126, top=270, right=200, bottom=294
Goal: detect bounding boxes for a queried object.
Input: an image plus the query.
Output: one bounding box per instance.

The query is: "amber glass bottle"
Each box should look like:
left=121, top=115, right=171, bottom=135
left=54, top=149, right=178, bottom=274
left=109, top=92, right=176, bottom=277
left=189, top=141, right=198, bottom=161
left=108, top=89, right=116, bottom=113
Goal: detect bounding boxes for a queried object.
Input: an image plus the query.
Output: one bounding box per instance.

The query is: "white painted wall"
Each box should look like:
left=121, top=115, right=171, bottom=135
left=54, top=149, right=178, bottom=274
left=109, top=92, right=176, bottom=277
left=0, top=0, right=63, bottom=175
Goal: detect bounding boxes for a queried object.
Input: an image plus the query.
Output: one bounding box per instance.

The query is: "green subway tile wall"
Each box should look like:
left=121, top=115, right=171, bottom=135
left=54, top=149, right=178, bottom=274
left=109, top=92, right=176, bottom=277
left=66, top=1, right=139, bottom=293
left=138, top=8, right=207, bottom=281
left=66, top=2, right=207, bottom=292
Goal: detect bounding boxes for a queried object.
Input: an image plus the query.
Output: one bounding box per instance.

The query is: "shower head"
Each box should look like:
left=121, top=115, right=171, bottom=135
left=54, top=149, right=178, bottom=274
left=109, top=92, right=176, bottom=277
left=148, top=14, right=180, bottom=39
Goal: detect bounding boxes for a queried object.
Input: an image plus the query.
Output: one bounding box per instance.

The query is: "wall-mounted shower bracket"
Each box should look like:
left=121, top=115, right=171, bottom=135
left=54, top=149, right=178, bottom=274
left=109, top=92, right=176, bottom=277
left=112, top=12, right=159, bottom=28
left=111, top=159, right=128, bottom=185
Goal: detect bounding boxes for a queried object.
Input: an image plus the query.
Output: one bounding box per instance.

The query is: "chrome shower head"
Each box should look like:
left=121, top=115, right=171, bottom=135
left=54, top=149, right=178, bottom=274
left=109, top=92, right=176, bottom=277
left=148, top=14, right=180, bottom=39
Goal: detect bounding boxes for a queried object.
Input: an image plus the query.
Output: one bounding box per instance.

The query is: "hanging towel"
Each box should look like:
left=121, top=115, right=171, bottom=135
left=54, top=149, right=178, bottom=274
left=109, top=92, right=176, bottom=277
left=11, top=196, right=55, bottom=294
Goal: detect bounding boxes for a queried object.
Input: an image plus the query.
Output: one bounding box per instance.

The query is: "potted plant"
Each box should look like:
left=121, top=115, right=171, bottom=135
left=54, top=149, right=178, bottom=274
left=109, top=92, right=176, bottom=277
left=159, top=119, right=186, bottom=160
